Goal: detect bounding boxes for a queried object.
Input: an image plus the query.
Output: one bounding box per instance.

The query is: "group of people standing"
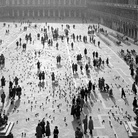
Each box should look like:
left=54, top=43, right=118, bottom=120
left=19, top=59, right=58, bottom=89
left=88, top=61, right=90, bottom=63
left=1, top=76, right=22, bottom=105
left=36, top=119, right=59, bottom=138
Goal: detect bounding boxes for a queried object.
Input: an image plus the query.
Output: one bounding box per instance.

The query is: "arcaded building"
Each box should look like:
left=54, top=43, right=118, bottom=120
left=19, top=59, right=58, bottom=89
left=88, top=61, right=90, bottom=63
left=0, top=0, right=138, bottom=40
left=0, top=0, right=86, bottom=19
left=87, top=0, right=138, bottom=40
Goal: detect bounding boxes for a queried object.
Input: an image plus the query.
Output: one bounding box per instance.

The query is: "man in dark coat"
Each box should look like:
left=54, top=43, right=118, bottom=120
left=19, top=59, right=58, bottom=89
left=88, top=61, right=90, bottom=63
left=1, top=76, right=5, bottom=87
left=130, top=67, right=134, bottom=77
left=9, top=81, right=13, bottom=89
left=7, top=132, right=14, bottom=138
left=12, top=86, right=16, bottom=100
left=45, top=121, right=51, bottom=137
left=89, top=116, right=94, bottom=136
left=40, top=118, right=45, bottom=136
left=71, top=104, right=76, bottom=118
left=1, top=92, right=6, bottom=105
left=72, top=63, right=75, bottom=74
left=74, top=64, right=77, bottom=73
left=16, top=85, right=22, bottom=99
left=53, top=126, right=59, bottom=138
left=36, top=123, right=42, bottom=138
left=14, top=76, right=19, bottom=86
left=121, top=88, right=126, bottom=99
left=132, top=82, right=137, bottom=95
left=37, top=61, right=40, bottom=70
left=83, top=115, right=88, bottom=134
left=52, top=72, right=55, bottom=82
left=84, top=48, right=87, bottom=56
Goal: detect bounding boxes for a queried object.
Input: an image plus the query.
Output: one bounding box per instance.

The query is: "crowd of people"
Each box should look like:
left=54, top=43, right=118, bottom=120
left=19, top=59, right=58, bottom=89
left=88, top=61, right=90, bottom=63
left=1, top=76, right=22, bottom=105
left=0, top=19, right=138, bottom=138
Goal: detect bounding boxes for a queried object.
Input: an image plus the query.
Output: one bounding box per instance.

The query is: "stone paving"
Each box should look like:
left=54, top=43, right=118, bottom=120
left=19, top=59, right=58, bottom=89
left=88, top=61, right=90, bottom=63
left=0, top=21, right=138, bottom=138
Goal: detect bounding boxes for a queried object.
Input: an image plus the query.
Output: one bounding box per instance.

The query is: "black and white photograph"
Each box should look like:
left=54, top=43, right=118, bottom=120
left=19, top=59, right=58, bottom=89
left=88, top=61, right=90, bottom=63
left=0, top=0, right=138, bottom=138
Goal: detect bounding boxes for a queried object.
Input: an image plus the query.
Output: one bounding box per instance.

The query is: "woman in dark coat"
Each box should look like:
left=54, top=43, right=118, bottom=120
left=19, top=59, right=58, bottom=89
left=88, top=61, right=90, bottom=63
left=45, top=121, right=51, bottom=138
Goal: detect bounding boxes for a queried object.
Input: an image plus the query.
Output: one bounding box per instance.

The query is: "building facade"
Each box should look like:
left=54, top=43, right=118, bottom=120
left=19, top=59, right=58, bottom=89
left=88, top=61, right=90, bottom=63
left=0, top=0, right=87, bottom=18
left=87, top=0, right=138, bottom=40
left=0, top=0, right=138, bottom=40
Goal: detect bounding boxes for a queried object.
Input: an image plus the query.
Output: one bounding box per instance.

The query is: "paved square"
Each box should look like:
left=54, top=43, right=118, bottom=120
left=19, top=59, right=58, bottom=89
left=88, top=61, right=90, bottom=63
left=0, top=21, right=138, bottom=138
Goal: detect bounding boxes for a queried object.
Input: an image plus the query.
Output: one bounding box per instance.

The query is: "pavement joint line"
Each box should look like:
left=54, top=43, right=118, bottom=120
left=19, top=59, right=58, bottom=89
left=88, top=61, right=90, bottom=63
left=93, top=136, right=109, bottom=138
left=100, top=35, right=130, bottom=70
left=108, top=117, right=119, bottom=138
left=114, top=69, right=129, bottom=85
left=94, top=38, right=114, bottom=68
left=76, top=42, right=89, bottom=84
left=116, top=68, right=129, bottom=77
left=97, top=114, right=105, bottom=128
left=96, top=114, right=119, bottom=137
left=1, top=31, right=21, bottom=46
left=0, top=31, right=26, bottom=55
left=65, top=36, right=77, bottom=88
left=97, top=93, right=112, bottom=110
left=129, top=78, right=133, bottom=84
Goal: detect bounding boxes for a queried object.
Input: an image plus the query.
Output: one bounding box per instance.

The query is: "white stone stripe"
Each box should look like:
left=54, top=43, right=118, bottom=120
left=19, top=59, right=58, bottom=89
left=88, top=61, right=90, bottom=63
left=0, top=31, right=25, bottom=54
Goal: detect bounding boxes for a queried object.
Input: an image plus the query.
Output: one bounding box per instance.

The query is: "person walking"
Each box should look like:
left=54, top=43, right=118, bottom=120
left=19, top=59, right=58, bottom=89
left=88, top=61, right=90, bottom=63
left=1, top=76, right=5, bottom=88
left=36, top=123, right=42, bottom=138
left=75, top=127, right=80, bottom=138
left=53, top=126, right=59, bottom=138
left=40, top=118, right=45, bottom=137
left=133, top=97, right=138, bottom=112
left=88, top=116, right=94, bottom=136
left=83, top=115, right=88, bottom=134
left=1, top=91, right=6, bottom=106
left=45, top=121, right=51, bottom=138
left=7, top=132, right=14, bottom=138
left=75, top=127, right=83, bottom=138
left=121, top=88, right=126, bottom=99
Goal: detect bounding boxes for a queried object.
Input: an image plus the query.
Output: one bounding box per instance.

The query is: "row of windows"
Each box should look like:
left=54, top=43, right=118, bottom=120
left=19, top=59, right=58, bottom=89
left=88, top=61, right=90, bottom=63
left=88, top=5, right=138, bottom=21
left=90, top=0, right=138, bottom=5
left=0, top=0, right=85, bottom=6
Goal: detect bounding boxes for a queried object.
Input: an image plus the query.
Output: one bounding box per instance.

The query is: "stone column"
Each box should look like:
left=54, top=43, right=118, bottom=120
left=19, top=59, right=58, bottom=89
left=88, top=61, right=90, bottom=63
left=74, top=0, right=76, bottom=5
left=18, top=10, right=20, bottom=17
left=124, top=22, right=126, bottom=35
left=12, top=10, right=14, bottom=17
left=38, top=10, right=40, bottom=17
left=79, top=11, right=81, bottom=18
left=137, top=28, right=138, bottom=40
left=74, top=11, right=76, bottom=18
left=69, top=0, right=71, bottom=5
left=126, top=23, right=128, bottom=36
left=22, top=10, right=24, bottom=17
left=48, top=10, right=50, bottom=17
left=129, top=27, right=131, bottom=37
left=53, top=10, right=55, bottom=17
left=28, top=10, right=29, bottom=17
left=33, top=10, right=34, bottom=17
left=130, top=26, right=132, bottom=38
left=64, top=10, right=65, bottom=17
left=133, top=28, right=135, bottom=40
left=43, top=10, right=45, bottom=17
left=68, top=10, right=71, bottom=17
left=58, top=10, right=60, bottom=17
left=48, top=0, right=50, bottom=5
